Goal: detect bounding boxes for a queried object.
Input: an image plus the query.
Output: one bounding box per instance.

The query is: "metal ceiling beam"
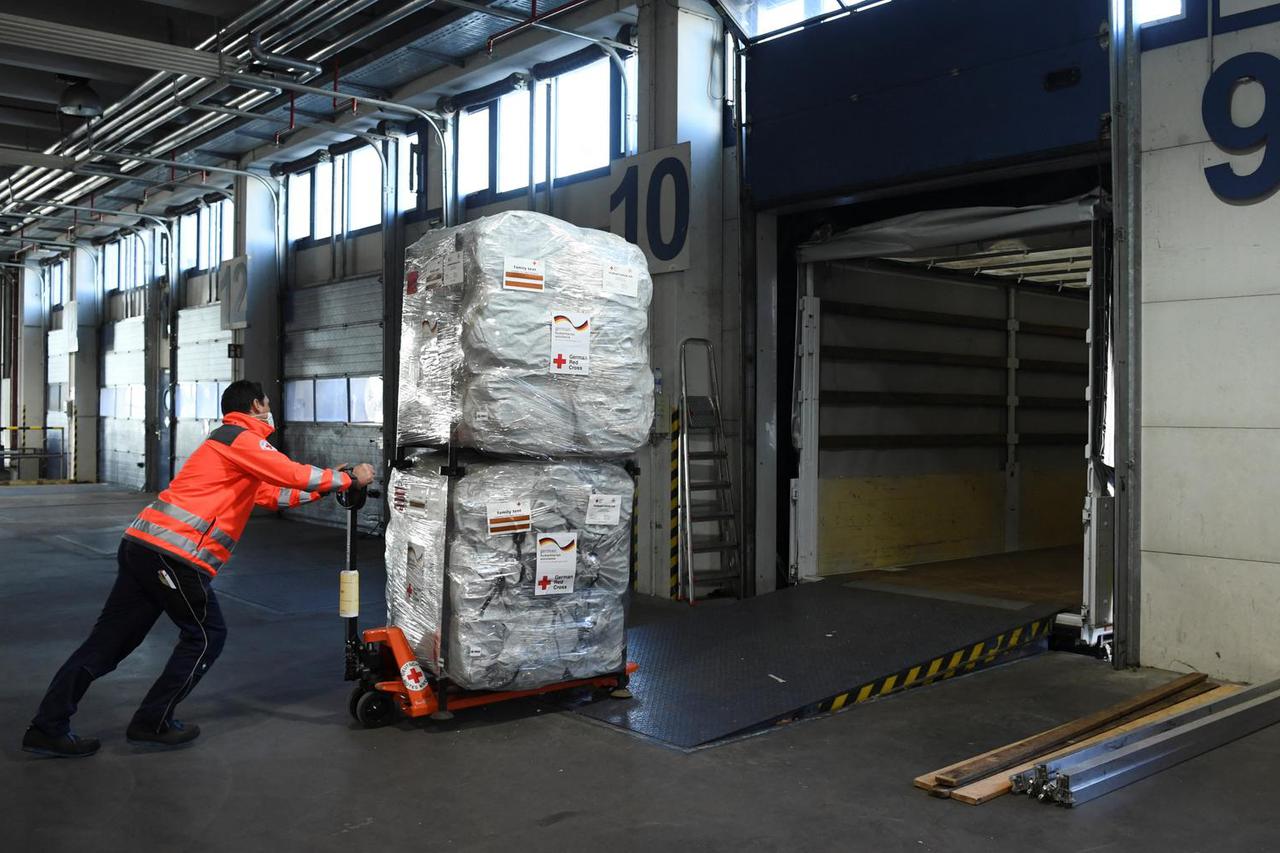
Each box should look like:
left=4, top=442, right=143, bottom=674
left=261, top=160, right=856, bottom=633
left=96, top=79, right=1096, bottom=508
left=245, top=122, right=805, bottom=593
left=0, top=107, right=61, bottom=132
left=0, top=47, right=149, bottom=85
left=0, top=13, right=236, bottom=79
left=5, top=199, right=167, bottom=228
left=0, top=147, right=75, bottom=171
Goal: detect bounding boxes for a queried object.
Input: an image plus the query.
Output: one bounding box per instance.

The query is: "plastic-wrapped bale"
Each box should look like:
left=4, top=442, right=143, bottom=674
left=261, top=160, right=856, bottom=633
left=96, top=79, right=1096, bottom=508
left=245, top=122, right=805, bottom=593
left=396, top=210, right=654, bottom=456
left=397, top=224, right=464, bottom=447
left=383, top=456, right=449, bottom=672
left=445, top=458, right=633, bottom=690
left=447, top=591, right=626, bottom=691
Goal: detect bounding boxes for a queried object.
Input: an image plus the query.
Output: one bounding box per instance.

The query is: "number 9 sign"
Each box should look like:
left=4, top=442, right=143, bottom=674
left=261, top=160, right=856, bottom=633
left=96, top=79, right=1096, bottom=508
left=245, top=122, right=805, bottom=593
left=1202, top=52, right=1280, bottom=203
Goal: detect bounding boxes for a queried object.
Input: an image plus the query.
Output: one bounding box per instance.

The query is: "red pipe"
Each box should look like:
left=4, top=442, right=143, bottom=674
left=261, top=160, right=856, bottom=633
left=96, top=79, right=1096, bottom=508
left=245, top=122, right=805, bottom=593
left=485, top=0, right=597, bottom=54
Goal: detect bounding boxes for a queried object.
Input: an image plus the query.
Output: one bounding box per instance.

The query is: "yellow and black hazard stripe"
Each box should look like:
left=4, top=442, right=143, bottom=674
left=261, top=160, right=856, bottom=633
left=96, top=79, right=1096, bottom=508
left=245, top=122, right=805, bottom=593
left=812, top=615, right=1054, bottom=715
left=670, top=405, right=680, bottom=599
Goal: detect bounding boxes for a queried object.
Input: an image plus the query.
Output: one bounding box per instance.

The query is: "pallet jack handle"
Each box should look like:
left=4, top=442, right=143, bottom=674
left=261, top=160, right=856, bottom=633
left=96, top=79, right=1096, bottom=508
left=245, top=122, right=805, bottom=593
left=337, top=465, right=379, bottom=679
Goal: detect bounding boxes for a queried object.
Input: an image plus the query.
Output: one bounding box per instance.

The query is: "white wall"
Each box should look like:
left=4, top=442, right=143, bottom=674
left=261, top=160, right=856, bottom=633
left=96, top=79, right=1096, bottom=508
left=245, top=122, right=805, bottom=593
left=1139, top=21, right=1280, bottom=682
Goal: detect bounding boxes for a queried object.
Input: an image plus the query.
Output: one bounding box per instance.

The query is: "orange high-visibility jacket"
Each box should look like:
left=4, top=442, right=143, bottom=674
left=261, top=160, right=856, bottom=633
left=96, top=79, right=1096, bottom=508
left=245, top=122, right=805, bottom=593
left=123, top=411, right=353, bottom=576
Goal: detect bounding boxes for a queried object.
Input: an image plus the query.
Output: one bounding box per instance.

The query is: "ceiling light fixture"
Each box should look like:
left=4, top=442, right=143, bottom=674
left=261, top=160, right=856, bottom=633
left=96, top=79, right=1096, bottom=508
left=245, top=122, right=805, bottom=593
left=58, top=76, right=103, bottom=119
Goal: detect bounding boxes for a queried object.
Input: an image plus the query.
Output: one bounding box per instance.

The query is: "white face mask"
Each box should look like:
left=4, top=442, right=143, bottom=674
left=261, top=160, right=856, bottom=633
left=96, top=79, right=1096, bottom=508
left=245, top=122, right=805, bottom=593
left=254, top=411, right=275, bottom=430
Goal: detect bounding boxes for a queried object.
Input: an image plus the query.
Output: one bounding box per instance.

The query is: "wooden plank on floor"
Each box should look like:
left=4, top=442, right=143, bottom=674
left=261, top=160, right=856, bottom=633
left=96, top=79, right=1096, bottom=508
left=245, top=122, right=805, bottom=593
left=948, top=683, right=1244, bottom=805
left=911, top=679, right=1218, bottom=794
left=933, top=672, right=1208, bottom=788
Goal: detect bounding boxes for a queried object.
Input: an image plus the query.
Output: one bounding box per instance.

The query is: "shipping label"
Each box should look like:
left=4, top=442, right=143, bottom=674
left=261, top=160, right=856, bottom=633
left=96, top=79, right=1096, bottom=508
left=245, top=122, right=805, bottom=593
left=534, top=531, right=578, bottom=595
left=585, top=493, right=623, bottom=526
left=503, top=257, right=545, bottom=291
left=487, top=499, right=532, bottom=536
left=602, top=264, right=639, bottom=298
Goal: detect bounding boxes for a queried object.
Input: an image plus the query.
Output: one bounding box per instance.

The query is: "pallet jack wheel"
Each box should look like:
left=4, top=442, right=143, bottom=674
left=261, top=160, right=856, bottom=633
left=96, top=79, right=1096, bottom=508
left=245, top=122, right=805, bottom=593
left=347, top=686, right=366, bottom=721
left=354, top=690, right=396, bottom=728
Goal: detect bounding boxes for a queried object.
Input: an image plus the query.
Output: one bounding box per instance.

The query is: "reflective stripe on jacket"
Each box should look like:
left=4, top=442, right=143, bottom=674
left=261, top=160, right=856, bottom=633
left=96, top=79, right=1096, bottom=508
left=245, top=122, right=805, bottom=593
left=123, top=411, right=351, bottom=575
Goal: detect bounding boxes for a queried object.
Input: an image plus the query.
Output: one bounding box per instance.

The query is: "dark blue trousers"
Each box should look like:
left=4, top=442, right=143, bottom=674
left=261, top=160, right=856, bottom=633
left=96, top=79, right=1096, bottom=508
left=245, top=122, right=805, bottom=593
left=32, top=538, right=227, bottom=737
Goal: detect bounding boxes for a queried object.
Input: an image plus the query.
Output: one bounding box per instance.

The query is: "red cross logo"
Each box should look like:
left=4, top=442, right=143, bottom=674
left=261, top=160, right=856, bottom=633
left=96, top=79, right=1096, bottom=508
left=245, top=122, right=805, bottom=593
left=553, top=353, right=567, bottom=369
left=538, top=575, right=552, bottom=590
left=400, top=660, right=427, bottom=691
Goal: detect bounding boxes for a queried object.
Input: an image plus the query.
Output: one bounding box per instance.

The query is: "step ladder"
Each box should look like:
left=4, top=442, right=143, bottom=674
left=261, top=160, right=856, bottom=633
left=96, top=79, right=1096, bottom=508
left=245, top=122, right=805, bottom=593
left=678, top=338, right=743, bottom=603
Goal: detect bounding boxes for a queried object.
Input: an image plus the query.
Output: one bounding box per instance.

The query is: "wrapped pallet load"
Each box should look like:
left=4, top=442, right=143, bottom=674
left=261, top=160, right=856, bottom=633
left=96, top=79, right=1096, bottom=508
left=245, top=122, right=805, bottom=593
left=384, top=456, right=633, bottom=689
left=396, top=210, right=654, bottom=457
left=388, top=210, right=648, bottom=693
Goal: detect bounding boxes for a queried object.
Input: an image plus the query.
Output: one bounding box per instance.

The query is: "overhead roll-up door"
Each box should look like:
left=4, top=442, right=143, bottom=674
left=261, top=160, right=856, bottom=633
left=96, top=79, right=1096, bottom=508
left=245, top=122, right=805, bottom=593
left=99, top=315, right=147, bottom=488
left=174, top=303, right=233, bottom=472
left=281, top=275, right=383, bottom=531
left=45, top=310, right=68, bottom=479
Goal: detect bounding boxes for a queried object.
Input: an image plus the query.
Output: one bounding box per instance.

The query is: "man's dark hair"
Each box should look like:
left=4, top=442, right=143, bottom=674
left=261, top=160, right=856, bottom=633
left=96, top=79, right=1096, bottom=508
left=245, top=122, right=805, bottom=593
left=221, top=380, right=266, bottom=415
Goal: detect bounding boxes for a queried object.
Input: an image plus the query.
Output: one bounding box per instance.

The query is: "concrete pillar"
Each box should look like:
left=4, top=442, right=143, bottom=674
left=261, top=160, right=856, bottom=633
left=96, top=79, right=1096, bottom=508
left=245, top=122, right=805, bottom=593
left=634, top=0, right=739, bottom=596
left=238, top=175, right=283, bottom=409
left=17, top=264, right=45, bottom=480
left=68, top=246, right=99, bottom=481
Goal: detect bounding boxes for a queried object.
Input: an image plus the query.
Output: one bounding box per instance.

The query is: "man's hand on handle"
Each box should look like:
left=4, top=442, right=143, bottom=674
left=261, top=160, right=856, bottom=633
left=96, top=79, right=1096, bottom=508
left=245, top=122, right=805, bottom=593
left=342, top=462, right=376, bottom=488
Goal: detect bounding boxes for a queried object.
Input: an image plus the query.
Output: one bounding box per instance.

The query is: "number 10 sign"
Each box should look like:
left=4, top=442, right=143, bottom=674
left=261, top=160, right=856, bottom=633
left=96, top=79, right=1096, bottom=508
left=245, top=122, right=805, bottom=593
left=609, top=141, right=692, bottom=274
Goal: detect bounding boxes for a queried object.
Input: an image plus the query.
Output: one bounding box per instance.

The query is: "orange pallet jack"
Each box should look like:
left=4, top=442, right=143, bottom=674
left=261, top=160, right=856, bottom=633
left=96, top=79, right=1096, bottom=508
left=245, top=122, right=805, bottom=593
left=339, top=459, right=637, bottom=728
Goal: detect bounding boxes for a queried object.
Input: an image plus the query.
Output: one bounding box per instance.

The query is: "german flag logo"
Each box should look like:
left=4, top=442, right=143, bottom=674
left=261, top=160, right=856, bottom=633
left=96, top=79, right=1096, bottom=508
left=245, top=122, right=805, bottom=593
left=537, top=536, right=577, bottom=552
left=552, top=314, right=589, bottom=331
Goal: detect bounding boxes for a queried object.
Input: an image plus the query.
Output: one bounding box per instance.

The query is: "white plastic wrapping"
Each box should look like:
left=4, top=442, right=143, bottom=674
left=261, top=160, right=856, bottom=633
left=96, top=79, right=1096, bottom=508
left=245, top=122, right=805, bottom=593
left=385, top=457, right=633, bottom=690
left=396, top=210, right=654, bottom=456
left=383, top=457, right=449, bottom=673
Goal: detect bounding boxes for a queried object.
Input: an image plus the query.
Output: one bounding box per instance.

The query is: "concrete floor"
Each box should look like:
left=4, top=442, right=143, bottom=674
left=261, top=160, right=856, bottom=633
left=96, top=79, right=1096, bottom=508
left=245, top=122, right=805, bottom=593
left=4, top=485, right=1279, bottom=852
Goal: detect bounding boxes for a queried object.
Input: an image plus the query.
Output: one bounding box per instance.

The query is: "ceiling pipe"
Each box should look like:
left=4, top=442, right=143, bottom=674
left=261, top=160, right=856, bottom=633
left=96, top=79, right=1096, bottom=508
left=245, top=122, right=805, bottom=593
left=427, top=0, right=630, bottom=53
left=231, top=72, right=452, bottom=224
left=249, top=31, right=324, bottom=77
left=0, top=234, right=80, bottom=249
left=1, top=0, right=428, bottom=216
left=0, top=0, right=305, bottom=205
left=5, top=199, right=168, bottom=229
left=306, top=0, right=438, bottom=62
left=274, top=0, right=381, bottom=55
left=86, top=149, right=280, bottom=212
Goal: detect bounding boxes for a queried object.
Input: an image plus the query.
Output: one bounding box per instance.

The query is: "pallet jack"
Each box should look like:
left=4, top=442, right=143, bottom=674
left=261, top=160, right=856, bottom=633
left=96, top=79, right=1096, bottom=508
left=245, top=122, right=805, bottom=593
left=340, top=464, right=637, bottom=729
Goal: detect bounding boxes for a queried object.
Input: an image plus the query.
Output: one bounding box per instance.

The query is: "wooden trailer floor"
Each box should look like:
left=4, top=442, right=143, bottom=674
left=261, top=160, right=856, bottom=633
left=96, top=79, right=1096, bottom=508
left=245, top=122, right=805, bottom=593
left=843, top=544, right=1082, bottom=609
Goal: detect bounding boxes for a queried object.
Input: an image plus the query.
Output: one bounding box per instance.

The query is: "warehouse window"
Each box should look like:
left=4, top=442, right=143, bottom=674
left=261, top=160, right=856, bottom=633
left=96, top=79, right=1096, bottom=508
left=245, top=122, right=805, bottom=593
left=458, top=106, right=492, bottom=198
left=347, top=146, right=382, bottom=231
left=133, top=231, right=150, bottom=286
left=497, top=87, right=548, bottom=193
left=179, top=212, right=198, bottom=270
left=217, top=198, right=235, bottom=262
left=47, top=259, right=67, bottom=307
left=349, top=376, right=383, bottom=423
left=197, top=208, right=211, bottom=269
left=104, top=241, right=120, bottom=292
left=555, top=59, right=611, bottom=178
left=288, top=170, right=312, bottom=241
left=314, top=159, right=344, bottom=240
left=1135, top=0, right=1181, bottom=25
left=624, top=54, right=637, bottom=156
left=282, top=376, right=383, bottom=423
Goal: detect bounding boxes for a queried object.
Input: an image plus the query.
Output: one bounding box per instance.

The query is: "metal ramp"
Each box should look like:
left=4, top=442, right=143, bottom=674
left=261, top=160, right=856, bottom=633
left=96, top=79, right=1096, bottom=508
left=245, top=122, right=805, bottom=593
left=677, top=338, right=742, bottom=602
left=570, top=583, right=1066, bottom=750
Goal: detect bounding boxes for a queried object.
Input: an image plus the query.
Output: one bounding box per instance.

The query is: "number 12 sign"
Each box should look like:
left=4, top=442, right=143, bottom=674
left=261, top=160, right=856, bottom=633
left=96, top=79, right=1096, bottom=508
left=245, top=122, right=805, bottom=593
left=609, top=141, right=692, bottom=274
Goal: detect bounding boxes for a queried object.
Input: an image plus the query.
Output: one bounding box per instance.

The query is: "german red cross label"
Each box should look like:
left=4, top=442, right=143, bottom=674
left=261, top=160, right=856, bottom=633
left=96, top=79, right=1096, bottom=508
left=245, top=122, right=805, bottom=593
left=534, top=531, right=577, bottom=596
left=400, top=660, right=428, bottom=692
left=549, top=311, right=590, bottom=376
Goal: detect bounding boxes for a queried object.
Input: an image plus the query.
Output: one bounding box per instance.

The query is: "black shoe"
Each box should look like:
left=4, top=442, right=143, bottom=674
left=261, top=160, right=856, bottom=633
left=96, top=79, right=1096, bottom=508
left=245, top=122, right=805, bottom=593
left=22, top=726, right=101, bottom=758
left=126, top=719, right=201, bottom=748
